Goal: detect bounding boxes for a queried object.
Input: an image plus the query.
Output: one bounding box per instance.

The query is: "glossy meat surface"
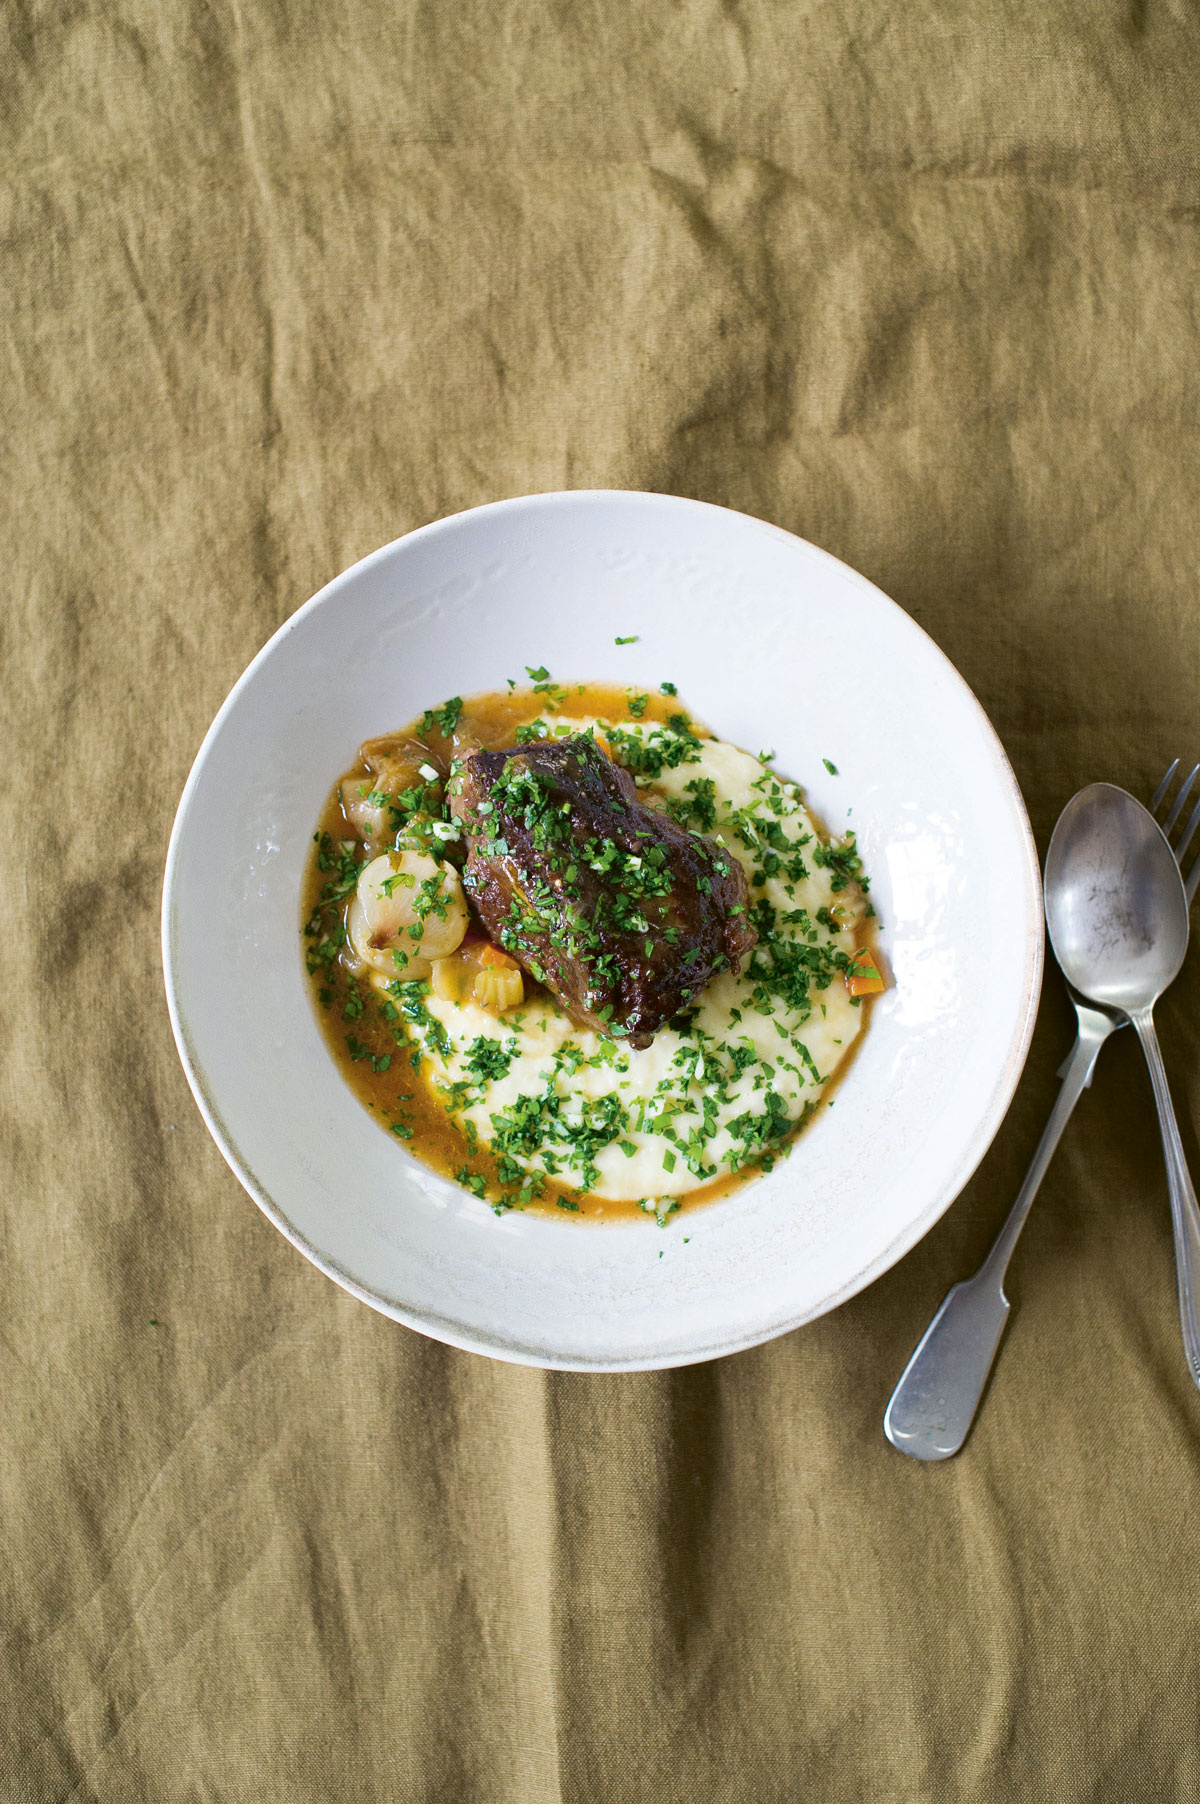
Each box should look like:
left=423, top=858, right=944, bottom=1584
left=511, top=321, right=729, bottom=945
left=452, top=733, right=756, bottom=1047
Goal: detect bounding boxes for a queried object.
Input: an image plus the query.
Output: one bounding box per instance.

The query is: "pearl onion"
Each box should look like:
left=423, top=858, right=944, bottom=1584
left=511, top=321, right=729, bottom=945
left=347, top=851, right=468, bottom=982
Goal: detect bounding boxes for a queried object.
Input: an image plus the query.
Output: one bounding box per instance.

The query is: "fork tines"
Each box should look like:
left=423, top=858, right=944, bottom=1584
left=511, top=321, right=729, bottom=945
left=1153, top=760, right=1200, bottom=904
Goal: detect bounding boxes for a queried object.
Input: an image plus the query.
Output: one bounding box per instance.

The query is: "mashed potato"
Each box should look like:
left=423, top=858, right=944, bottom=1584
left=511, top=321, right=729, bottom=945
left=399, top=717, right=868, bottom=1211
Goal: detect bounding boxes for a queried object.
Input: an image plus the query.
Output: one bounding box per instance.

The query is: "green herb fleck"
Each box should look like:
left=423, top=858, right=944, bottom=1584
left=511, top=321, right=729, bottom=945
left=418, top=696, right=464, bottom=738
left=464, top=1035, right=518, bottom=1086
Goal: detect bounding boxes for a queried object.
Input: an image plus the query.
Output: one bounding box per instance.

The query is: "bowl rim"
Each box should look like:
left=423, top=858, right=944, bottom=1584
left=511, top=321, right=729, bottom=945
left=162, top=489, right=1044, bottom=1369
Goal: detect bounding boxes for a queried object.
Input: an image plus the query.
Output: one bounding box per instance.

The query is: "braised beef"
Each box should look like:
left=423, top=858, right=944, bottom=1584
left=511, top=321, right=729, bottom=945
left=451, top=733, right=756, bottom=1047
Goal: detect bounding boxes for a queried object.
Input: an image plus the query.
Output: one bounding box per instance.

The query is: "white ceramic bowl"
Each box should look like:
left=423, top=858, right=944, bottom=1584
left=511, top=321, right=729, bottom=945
left=163, top=492, right=1042, bottom=1370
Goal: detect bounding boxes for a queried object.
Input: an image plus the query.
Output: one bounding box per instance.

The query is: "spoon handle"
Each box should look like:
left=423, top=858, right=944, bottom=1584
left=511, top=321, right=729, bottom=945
left=884, top=1003, right=1121, bottom=1461
left=1129, top=1009, right=1200, bottom=1389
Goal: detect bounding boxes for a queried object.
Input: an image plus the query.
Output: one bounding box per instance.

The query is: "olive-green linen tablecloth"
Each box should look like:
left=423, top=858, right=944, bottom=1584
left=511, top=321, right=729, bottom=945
left=5, top=4, right=1200, bottom=1799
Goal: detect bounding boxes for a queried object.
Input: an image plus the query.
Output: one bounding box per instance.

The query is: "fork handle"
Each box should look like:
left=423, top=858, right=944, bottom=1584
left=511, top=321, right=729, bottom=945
left=1129, top=1009, right=1200, bottom=1389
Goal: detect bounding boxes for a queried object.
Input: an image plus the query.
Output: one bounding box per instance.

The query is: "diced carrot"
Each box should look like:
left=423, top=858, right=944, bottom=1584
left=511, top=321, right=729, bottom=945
left=479, top=942, right=519, bottom=970
left=846, top=947, right=885, bottom=997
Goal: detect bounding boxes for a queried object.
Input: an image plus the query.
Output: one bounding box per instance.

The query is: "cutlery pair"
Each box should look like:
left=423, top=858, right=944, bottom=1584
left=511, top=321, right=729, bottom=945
left=885, top=764, right=1200, bottom=1461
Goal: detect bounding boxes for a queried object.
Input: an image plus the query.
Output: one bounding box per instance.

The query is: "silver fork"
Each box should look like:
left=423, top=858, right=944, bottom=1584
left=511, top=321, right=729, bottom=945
left=1151, top=759, right=1200, bottom=903
left=884, top=762, right=1199, bottom=1460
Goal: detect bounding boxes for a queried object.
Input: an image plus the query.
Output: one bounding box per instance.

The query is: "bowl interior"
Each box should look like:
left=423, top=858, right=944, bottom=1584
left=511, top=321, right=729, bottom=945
left=163, top=491, right=1042, bottom=1369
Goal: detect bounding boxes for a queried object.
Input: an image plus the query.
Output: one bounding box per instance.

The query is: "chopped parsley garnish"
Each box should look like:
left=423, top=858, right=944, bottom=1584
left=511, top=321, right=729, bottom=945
left=605, top=718, right=703, bottom=780
left=525, top=665, right=568, bottom=703
left=303, top=835, right=366, bottom=965
left=666, top=776, right=717, bottom=833
left=417, top=696, right=464, bottom=738
left=487, top=1083, right=631, bottom=1192
left=386, top=979, right=452, bottom=1057
left=812, top=832, right=869, bottom=893
left=464, top=1035, right=518, bottom=1086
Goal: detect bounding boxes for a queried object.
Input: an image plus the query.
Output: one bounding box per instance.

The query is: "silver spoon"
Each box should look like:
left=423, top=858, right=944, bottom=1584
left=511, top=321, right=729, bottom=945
left=1044, top=784, right=1200, bottom=1386
left=885, top=783, right=1200, bottom=1460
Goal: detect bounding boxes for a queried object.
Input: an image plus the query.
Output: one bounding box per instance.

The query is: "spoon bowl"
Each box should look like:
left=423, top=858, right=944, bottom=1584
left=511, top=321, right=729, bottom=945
left=1045, top=783, right=1189, bottom=1011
